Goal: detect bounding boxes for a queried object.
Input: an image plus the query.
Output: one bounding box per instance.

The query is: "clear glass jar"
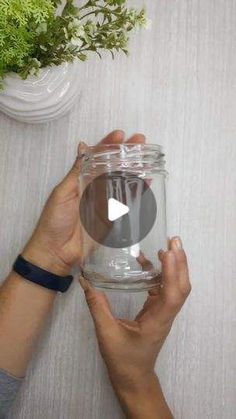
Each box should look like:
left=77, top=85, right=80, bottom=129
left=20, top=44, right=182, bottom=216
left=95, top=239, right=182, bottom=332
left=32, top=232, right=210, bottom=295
left=79, top=143, right=168, bottom=292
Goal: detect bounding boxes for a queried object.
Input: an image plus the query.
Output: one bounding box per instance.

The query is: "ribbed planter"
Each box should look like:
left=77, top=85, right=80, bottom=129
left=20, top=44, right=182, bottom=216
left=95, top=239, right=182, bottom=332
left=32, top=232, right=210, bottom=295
left=0, top=61, right=80, bottom=124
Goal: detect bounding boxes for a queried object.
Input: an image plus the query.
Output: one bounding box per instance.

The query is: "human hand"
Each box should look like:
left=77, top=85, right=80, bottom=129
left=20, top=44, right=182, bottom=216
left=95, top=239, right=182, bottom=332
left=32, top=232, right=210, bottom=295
left=22, top=131, right=146, bottom=276
left=80, top=237, right=191, bottom=418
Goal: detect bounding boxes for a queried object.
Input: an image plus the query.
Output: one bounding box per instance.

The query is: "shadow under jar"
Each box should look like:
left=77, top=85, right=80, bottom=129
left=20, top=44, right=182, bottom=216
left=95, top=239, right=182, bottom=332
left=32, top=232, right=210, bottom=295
left=79, top=143, right=168, bottom=292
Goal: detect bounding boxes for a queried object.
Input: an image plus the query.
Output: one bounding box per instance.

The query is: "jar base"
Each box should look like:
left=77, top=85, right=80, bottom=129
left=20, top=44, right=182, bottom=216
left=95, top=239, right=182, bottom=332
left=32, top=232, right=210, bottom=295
left=82, top=270, right=162, bottom=293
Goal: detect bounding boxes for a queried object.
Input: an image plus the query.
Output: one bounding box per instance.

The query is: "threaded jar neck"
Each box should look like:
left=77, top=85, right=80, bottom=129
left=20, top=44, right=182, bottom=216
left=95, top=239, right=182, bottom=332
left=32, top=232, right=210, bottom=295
left=82, top=144, right=167, bottom=176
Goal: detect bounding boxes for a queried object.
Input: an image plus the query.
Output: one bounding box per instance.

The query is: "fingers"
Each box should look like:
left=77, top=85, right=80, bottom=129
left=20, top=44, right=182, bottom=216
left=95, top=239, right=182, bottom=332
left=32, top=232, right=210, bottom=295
left=95, top=131, right=145, bottom=153
left=79, top=276, right=116, bottom=330
left=137, top=251, right=154, bottom=272
left=85, top=130, right=146, bottom=156
left=52, top=142, right=88, bottom=199
left=159, top=237, right=191, bottom=318
left=71, top=141, right=89, bottom=176
left=139, top=238, right=191, bottom=327
left=91, top=130, right=125, bottom=154
left=160, top=251, right=178, bottom=301
left=99, top=130, right=125, bottom=144
left=126, top=133, right=146, bottom=144
left=51, top=130, right=146, bottom=200
left=170, top=237, right=191, bottom=296
left=99, top=131, right=146, bottom=145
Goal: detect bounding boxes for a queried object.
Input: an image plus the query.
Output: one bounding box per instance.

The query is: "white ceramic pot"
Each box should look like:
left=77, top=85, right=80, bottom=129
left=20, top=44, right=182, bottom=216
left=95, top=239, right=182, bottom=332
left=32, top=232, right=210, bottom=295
left=0, top=61, right=80, bottom=123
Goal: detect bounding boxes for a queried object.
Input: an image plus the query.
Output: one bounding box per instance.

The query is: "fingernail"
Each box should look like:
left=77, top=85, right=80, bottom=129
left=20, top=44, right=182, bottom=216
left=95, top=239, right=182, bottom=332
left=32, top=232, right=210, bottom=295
left=78, top=141, right=88, bottom=156
left=173, top=236, right=182, bottom=250
left=138, top=251, right=145, bottom=260
left=158, top=249, right=165, bottom=260
left=77, top=153, right=86, bottom=160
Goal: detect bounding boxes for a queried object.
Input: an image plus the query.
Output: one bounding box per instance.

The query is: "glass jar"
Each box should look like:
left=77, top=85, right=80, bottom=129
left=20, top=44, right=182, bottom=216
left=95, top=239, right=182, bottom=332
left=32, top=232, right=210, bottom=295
left=79, top=143, right=168, bottom=292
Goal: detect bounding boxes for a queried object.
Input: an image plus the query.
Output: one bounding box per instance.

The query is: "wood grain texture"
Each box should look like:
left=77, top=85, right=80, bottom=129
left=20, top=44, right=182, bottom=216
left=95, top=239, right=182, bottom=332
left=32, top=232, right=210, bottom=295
left=0, top=0, right=236, bottom=418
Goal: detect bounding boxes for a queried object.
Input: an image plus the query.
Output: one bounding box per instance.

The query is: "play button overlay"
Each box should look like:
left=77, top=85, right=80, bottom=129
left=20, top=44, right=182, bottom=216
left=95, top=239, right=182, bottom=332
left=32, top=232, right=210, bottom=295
left=79, top=171, right=157, bottom=248
left=108, top=198, right=130, bottom=221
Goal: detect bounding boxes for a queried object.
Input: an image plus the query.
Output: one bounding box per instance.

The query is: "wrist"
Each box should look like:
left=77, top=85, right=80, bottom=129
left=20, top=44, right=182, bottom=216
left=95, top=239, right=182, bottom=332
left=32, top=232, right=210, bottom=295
left=114, top=371, right=158, bottom=399
left=113, top=373, right=172, bottom=419
left=22, top=241, right=71, bottom=277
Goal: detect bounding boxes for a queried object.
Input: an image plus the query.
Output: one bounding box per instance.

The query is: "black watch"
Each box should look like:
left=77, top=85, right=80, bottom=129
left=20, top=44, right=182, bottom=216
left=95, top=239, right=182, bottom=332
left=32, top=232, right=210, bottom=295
left=13, top=255, right=73, bottom=293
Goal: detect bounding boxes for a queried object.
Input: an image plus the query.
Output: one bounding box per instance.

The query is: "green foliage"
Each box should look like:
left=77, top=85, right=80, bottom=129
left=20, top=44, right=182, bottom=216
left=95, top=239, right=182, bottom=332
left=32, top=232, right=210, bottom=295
left=0, top=0, right=54, bottom=86
left=0, top=0, right=147, bottom=88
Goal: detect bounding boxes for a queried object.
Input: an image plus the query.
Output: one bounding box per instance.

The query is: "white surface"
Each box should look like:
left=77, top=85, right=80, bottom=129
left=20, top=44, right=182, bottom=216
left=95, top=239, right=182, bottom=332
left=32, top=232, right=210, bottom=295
left=0, top=0, right=236, bottom=418
left=0, top=62, right=81, bottom=123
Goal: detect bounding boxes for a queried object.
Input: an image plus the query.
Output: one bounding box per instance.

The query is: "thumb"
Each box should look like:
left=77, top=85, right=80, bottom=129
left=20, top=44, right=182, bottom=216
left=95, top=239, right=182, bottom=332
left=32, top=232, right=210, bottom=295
left=79, top=276, right=116, bottom=330
left=68, top=141, right=88, bottom=178
left=57, top=142, right=88, bottom=194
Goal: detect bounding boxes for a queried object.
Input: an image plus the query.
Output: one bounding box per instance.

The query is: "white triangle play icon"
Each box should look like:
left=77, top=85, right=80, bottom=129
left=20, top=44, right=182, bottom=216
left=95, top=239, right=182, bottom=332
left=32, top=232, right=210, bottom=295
left=108, top=198, right=130, bottom=222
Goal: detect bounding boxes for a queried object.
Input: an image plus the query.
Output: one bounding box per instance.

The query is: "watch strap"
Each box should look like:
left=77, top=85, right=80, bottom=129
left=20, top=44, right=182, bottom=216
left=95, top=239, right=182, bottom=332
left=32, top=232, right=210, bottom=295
left=13, top=255, right=73, bottom=293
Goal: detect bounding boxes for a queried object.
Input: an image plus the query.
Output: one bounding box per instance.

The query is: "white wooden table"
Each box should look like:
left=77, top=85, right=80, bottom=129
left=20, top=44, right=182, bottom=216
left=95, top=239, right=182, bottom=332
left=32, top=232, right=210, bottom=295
left=0, top=1, right=236, bottom=418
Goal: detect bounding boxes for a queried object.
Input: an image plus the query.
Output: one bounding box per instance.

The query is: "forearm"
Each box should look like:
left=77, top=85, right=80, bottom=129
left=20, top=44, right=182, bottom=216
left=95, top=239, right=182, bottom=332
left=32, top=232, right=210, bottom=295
left=0, top=234, right=73, bottom=379
left=0, top=271, right=56, bottom=378
left=114, top=373, right=173, bottom=419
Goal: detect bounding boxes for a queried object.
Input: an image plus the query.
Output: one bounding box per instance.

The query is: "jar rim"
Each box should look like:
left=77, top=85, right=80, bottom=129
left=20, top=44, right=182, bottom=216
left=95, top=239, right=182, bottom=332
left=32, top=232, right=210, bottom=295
left=82, top=143, right=167, bottom=176
left=88, top=143, right=163, bottom=152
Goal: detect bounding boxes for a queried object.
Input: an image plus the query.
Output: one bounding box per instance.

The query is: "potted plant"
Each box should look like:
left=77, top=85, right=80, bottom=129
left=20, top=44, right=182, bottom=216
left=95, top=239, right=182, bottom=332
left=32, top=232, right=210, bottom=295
left=0, top=0, right=147, bottom=123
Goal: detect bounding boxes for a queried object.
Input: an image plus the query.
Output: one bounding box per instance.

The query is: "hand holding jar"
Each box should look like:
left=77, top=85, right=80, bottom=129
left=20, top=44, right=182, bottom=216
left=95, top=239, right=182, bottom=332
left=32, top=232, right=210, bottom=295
left=80, top=236, right=191, bottom=419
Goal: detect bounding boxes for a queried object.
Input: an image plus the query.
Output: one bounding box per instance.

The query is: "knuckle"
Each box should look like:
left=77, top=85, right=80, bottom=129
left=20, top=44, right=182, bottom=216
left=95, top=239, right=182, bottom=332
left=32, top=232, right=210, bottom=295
left=176, top=249, right=187, bottom=264
left=179, top=280, right=192, bottom=298
left=52, top=184, right=59, bottom=196
left=184, top=281, right=192, bottom=296
left=162, top=250, right=173, bottom=265
left=51, top=184, right=63, bottom=199
left=165, top=291, right=184, bottom=310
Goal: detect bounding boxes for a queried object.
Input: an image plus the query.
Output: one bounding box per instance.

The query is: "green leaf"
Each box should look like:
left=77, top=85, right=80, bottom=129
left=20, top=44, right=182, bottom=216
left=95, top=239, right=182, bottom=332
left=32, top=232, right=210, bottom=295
left=0, top=0, right=147, bottom=87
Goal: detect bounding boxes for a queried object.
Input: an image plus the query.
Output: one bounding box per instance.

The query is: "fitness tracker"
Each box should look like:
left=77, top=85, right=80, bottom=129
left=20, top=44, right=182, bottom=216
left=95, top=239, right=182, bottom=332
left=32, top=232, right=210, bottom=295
left=13, top=255, right=73, bottom=293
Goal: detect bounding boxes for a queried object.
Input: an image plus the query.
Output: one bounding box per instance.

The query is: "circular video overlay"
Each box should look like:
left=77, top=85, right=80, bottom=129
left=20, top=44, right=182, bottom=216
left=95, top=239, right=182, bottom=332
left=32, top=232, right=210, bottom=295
left=79, top=171, right=157, bottom=248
